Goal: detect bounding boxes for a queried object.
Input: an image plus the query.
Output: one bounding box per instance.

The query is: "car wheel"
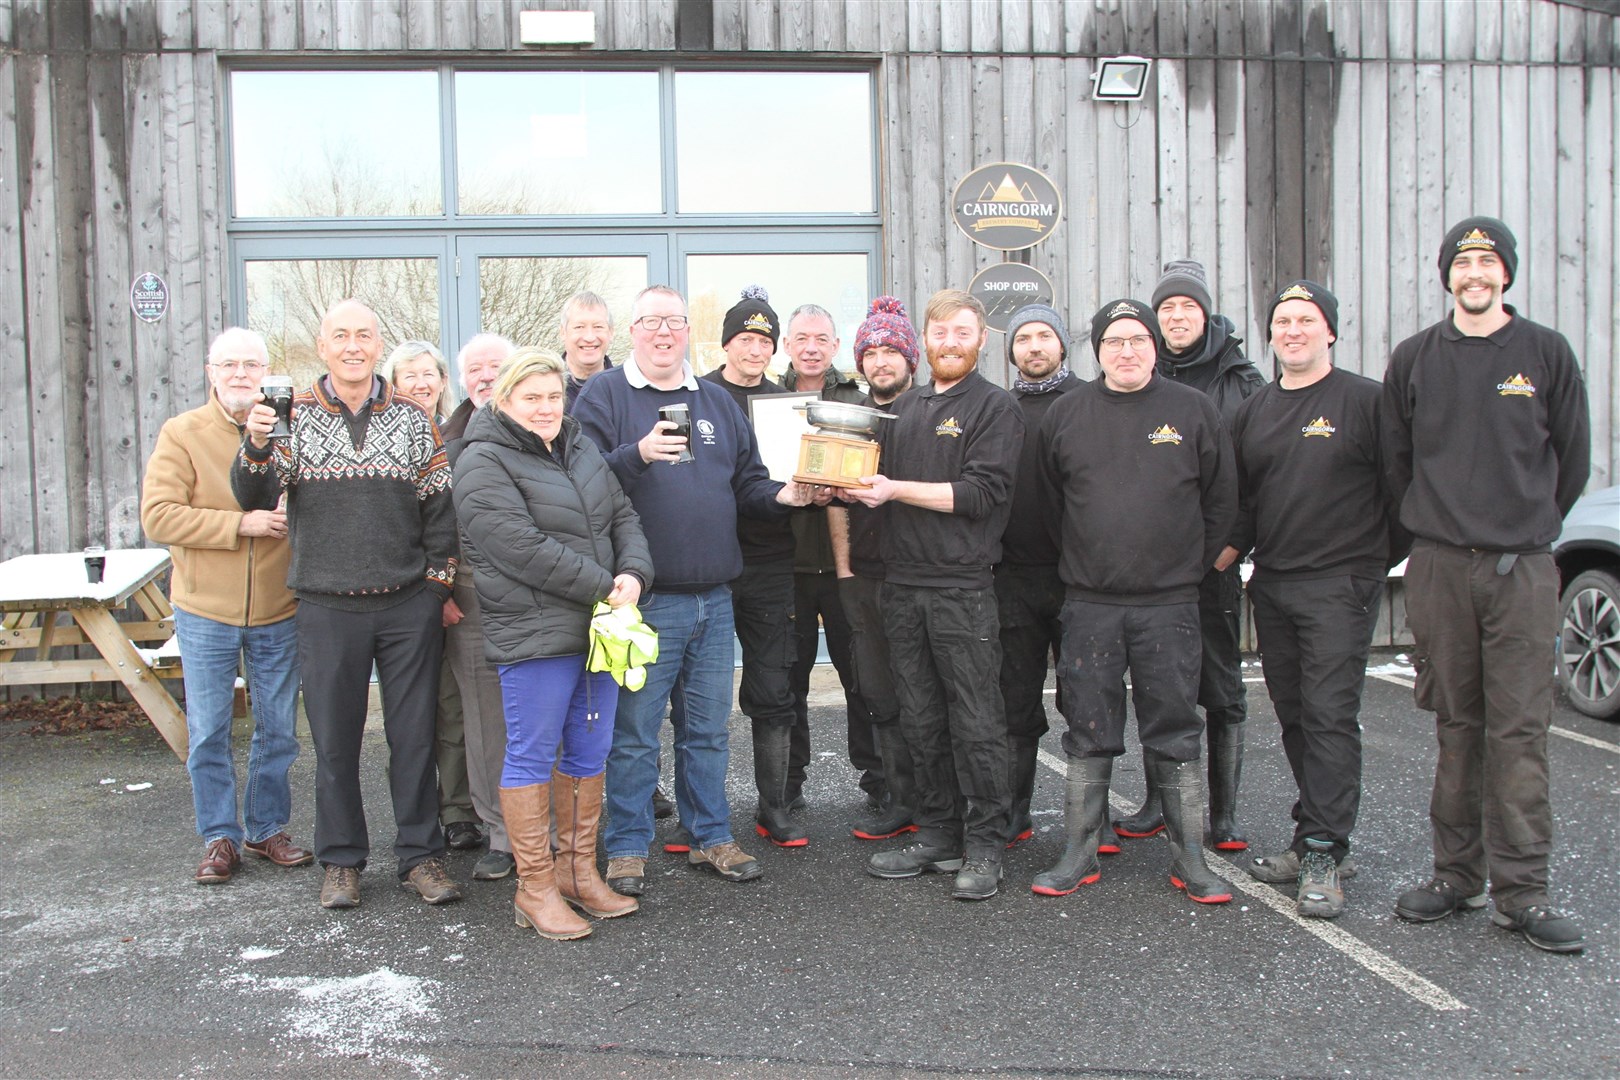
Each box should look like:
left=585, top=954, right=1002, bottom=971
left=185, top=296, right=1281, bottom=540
left=1558, top=568, right=1620, bottom=720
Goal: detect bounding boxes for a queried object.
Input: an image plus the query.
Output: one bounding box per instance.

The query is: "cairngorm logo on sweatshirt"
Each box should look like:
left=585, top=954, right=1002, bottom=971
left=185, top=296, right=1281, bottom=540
left=935, top=417, right=963, bottom=438
left=1497, top=373, right=1536, bottom=398
left=1148, top=424, right=1183, bottom=446
left=1301, top=416, right=1336, bottom=438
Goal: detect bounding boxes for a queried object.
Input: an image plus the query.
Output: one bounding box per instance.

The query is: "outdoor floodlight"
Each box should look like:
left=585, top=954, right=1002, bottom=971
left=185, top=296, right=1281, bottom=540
left=1091, top=56, right=1153, bottom=102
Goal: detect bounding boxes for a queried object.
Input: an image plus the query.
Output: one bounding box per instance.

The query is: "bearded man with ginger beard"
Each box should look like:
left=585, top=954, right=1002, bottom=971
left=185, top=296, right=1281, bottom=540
left=846, top=289, right=1023, bottom=902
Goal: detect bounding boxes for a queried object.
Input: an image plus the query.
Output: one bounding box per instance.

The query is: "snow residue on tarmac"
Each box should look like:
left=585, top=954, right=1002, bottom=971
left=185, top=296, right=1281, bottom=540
left=1367, top=655, right=1416, bottom=676
left=230, top=966, right=440, bottom=1072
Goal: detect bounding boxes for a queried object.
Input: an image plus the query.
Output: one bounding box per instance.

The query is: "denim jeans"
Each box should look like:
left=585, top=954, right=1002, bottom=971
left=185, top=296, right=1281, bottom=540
left=173, top=607, right=301, bottom=846
left=604, top=587, right=737, bottom=857
left=497, top=653, right=619, bottom=786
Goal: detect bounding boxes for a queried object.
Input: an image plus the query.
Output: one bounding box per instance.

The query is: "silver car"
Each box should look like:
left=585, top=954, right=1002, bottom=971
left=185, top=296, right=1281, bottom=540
left=1554, top=485, right=1620, bottom=720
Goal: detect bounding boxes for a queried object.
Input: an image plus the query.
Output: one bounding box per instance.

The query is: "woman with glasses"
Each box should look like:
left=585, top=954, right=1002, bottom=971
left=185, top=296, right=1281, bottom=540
left=453, top=348, right=653, bottom=941
left=384, top=340, right=453, bottom=424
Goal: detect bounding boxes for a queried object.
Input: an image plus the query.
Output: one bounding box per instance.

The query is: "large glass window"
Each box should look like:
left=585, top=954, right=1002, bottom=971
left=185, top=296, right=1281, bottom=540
left=245, top=257, right=440, bottom=386
left=686, top=252, right=871, bottom=376
left=231, top=71, right=442, bottom=218
left=454, top=71, right=662, bottom=216
left=674, top=72, right=875, bottom=214
left=474, top=255, right=645, bottom=359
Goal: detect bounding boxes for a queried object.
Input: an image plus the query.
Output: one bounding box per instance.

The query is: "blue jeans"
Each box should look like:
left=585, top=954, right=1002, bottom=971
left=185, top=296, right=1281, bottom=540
left=604, top=587, right=737, bottom=857
left=497, top=654, right=619, bottom=786
left=173, top=608, right=301, bottom=846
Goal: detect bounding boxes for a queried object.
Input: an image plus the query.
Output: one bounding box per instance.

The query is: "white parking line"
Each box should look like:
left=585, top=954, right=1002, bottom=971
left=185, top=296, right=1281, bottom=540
left=1368, top=673, right=1620, bottom=755
left=1034, top=746, right=1468, bottom=1013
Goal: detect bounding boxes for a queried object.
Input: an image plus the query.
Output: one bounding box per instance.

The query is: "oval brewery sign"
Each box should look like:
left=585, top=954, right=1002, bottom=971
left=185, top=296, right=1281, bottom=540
left=952, top=162, right=1063, bottom=252
left=969, top=263, right=1055, bottom=334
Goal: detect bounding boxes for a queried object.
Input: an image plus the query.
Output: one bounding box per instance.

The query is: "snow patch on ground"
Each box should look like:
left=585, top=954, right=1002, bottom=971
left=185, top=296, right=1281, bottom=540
left=230, top=966, right=440, bottom=1074
left=1367, top=655, right=1416, bottom=676
left=240, top=946, right=284, bottom=961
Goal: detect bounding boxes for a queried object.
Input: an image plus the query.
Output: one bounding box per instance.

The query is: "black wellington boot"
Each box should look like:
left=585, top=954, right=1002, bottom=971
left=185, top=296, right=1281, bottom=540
left=1006, top=735, right=1040, bottom=847
left=853, top=722, right=917, bottom=840
left=753, top=722, right=808, bottom=847
left=1206, top=721, right=1249, bottom=851
left=1112, top=749, right=1164, bottom=838
left=1152, top=756, right=1232, bottom=904
left=1031, top=756, right=1112, bottom=896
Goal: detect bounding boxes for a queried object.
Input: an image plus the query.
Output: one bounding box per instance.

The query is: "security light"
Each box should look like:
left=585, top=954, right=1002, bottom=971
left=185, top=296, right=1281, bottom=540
left=1091, top=56, right=1153, bottom=102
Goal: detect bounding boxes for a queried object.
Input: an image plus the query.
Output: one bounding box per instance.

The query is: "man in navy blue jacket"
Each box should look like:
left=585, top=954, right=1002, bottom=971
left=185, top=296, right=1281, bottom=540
left=573, top=285, right=817, bottom=898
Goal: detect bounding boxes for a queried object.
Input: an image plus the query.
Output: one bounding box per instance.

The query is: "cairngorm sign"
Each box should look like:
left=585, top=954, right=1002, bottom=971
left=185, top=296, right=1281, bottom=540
left=951, top=162, right=1063, bottom=251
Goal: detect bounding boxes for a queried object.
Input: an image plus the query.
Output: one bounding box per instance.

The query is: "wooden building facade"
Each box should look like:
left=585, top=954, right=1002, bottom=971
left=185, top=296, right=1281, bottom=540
left=0, top=0, right=1616, bottom=560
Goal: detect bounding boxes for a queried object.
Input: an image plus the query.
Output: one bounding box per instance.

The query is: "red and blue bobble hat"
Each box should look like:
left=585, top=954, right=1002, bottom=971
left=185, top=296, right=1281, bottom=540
left=853, top=296, right=920, bottom=375
left=1438, top=216, right=1518, bottom=292
left=721, top=285, right=780, bottom=347
left=1089, top=298, right=1162, bottom=356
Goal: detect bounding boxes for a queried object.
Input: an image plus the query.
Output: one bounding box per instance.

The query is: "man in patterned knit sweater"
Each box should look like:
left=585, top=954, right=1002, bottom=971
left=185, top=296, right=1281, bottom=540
left=233, top=298, right=461, bottom=911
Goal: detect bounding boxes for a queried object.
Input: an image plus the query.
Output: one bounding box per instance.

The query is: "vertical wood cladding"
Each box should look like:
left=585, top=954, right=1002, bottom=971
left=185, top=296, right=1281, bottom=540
left=0, top=0, right=1614, bottom=566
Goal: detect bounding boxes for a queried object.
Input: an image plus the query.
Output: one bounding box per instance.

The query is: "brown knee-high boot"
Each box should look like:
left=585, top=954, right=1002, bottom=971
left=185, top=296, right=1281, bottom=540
left=500, top=784, right=592, bottom=940
left=552, top=770, right=639, bottom=919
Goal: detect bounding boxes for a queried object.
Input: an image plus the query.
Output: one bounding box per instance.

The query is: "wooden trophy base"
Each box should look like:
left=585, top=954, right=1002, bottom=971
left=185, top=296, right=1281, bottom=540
left=792, top=432, right=880, bottom=489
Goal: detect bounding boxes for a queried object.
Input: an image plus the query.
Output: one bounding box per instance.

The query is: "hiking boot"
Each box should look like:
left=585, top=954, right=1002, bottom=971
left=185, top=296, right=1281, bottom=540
left=1394, top=877, right=1487, bottom=922
left=605, top=856, right=645, bottom=897
left=319, top=865, right=361, bottom=909
left=401, top=857, right=463, bottom=905
left=1248, top=847, right=1358, bottom=884
left=951, top=857, right=1003, bottom=901
left=866, top=842, right=964, bottom=879
left=662, top=823, right=693, bottom=853
left=1490, top=905, right=1585, bottom=954
left=689, top=841, right=763, bottom=882
left=851, top=803, right=917, bottom=841
left=444, top=821, right=484, bottom=851
left=1295, top=840, right=1344, bottom=919
left=472, top=849, right=515, bottom=880
left=652, top=784, right=675, bottom=820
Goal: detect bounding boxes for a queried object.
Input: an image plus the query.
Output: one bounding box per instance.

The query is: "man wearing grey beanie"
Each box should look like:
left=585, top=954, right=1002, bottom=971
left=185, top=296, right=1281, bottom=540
left=1113, top=260, right=1264, bottom=852
left=995, top=303, right=1088, bottom=850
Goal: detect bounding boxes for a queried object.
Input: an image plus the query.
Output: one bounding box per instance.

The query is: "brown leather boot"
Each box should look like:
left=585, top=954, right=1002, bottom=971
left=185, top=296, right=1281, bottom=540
left=553, top=770, right=639, bottom=919
left=499, top=784, right=592, bottom=940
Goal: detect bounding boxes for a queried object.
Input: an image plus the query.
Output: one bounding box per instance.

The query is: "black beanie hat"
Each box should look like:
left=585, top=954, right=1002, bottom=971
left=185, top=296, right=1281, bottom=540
left=1267, top=279, right=1339, bottom=344
left=721, top=285, right=780, bottom=347
left=1151, top=259, right=1213, bottom=316
left=1438, top=216, right=1518, bottom=292
left=1089, top=299, right=1161, bottom=357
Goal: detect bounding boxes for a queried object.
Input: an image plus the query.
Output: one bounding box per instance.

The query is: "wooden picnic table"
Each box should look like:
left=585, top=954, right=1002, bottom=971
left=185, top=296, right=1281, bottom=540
left=0, top=548, right=187, bottom=759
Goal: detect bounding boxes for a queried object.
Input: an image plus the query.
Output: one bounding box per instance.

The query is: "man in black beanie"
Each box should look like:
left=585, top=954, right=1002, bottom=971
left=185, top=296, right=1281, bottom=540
left=1030, top=299, right=1236, bottom=906
left=1384, top=217, right=1589, bottom=953
left=995, top=303, right=1092, bottom=851
left=1112, top=260, right=1264, bottom=852
left=1231, top=280, right=1406, bottom=919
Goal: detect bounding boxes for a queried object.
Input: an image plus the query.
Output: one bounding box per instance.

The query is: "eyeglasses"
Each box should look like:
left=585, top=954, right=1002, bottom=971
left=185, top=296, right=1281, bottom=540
left=209, top=359, right=268, bottom=373
left=632, top=315, right=689, bottom=332
left=1098, top=335, right=1155, bottom=354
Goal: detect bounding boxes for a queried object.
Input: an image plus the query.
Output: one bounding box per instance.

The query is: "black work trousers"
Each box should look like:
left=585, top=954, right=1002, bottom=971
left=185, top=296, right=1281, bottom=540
left=1197, top=564, right=1248, bottom=730
left=298, top=588, right=445, bottom=877
left=994, top=562, right=1064, bottom=742
left=731, top=564, right=798, bottom=731
left=1404, top=541, right=1560, bottom=912
left=1248, top=574, right=1383, bottom=862
left=882, top=582, right=1010, bottom=858
left=790, top=570, right=881, bottom=796
left=1057, top=599, right=1203, bottom=762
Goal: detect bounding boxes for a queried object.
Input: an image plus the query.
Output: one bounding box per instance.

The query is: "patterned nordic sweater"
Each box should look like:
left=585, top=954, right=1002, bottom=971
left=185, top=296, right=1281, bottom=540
left=231, top=375, right=457, bottom=611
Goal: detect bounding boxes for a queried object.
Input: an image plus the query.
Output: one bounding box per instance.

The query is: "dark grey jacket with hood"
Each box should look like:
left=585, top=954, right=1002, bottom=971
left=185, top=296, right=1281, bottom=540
left=1156, top=314, right=1265, bottom=426
left=452, top=406, right=653, bottom=665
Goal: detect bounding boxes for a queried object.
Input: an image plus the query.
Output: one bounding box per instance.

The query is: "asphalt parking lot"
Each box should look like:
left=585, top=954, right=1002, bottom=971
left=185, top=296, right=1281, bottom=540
left=2, top=651, right=1616, bottom=1079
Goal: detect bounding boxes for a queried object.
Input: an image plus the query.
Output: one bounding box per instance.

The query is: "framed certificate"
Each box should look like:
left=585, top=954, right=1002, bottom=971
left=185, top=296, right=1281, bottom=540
left=748, top=391, right=818, bottom=482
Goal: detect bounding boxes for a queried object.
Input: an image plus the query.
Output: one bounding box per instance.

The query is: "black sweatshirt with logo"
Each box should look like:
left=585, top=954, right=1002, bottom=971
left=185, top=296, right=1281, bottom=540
left=1382, top=309, right=1590, bottom=552
left=1230, top=366, right=1399, bottom=582
left=1038, top=375, right=1236, bottom=605
left=878, top=370, right=1023, bottom=590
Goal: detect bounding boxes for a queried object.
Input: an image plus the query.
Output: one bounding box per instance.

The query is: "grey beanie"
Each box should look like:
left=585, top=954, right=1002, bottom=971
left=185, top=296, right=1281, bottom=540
left=1004, top=303, right=1071, bottom=365
left=1151, top=259, right=1212, bottom=316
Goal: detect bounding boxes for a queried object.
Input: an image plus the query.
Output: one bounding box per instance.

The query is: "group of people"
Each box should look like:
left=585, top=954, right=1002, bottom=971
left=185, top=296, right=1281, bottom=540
left=140, top=214, right=1589, bottom=954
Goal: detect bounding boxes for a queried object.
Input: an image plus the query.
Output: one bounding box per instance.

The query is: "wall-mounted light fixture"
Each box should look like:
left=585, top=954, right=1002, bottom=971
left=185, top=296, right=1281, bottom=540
left=518, top=10, right=596, bottom=47
left=1091, top=56, right=1153, bottom=102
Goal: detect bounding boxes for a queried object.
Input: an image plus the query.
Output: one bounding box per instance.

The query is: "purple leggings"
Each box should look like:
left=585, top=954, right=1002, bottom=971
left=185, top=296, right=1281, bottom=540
left=496, top=654, right=619, bottom=786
